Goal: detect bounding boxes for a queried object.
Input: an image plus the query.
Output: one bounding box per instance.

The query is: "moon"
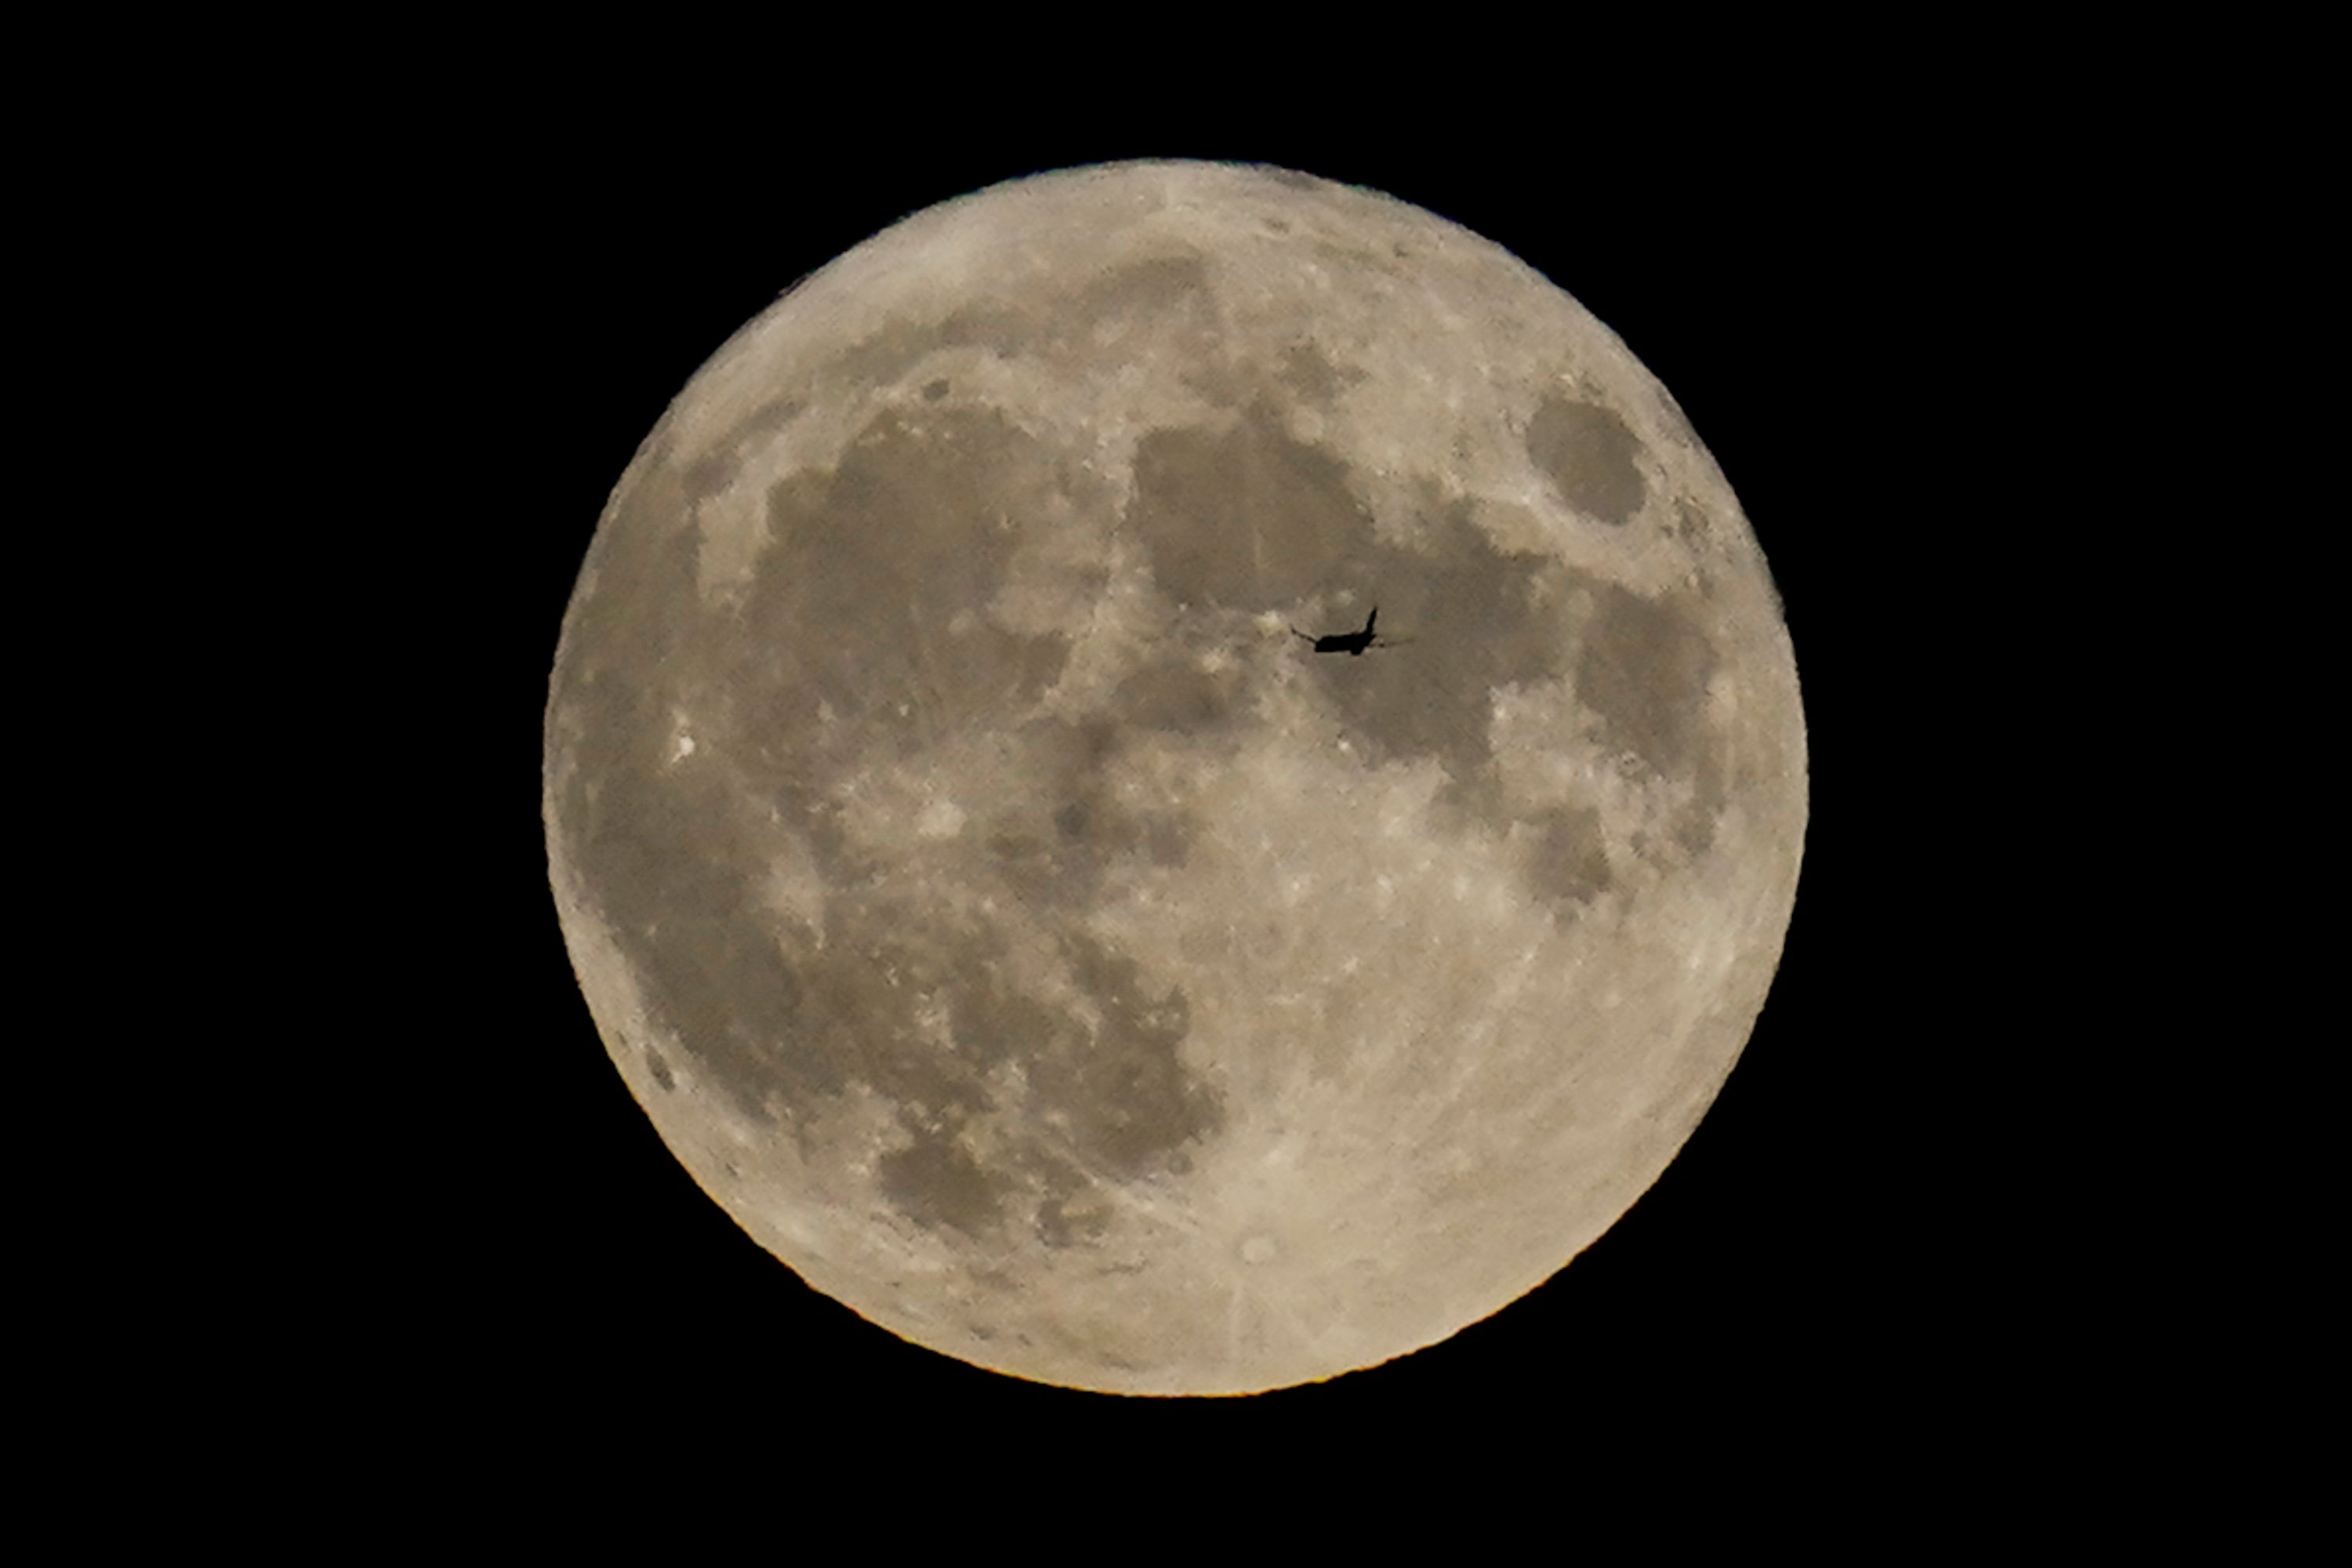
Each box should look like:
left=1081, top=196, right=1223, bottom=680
left=543, top=160, right=1805, bottom=1396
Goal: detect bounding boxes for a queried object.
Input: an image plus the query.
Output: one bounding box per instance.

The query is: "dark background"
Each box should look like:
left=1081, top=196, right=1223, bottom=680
left=305, top=94, right=2122, bottom=1468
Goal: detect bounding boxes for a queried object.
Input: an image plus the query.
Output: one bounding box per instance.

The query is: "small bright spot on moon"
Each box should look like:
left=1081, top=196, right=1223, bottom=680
left=916, top=798, right=966, bottom=840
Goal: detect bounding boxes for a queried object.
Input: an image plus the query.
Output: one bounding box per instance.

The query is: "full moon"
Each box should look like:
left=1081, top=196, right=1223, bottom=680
left=543, top=161, right=1805, bottom=1395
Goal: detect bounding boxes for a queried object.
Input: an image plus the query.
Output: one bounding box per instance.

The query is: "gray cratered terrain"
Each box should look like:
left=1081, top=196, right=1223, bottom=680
left=544, top=162, right=1806, bottom=1394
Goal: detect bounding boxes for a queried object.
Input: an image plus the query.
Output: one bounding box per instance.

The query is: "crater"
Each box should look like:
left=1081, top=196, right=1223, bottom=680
left=1526, top=395, right=1646, bottom=525
left=826, top=305, right=1033, bottom=396
left=1034, top=929, right=1221, bottom=1180
left=1035, top=1178, right=1113, bottom=1249
left=554, top=402, right=1101, bottom=1128
left=1277, top=342, right=1356, bottom=405
left=1522, top=804, right=1613, bottom=909
left=731, top=403, right=1075, bottom=759
left=877, top=1115, right=1006, bottom=1237
left=1296, top=505, right=1574, bottom=839
left=1127, top=402, right=1373, bottom=610
left=1073, top=253, right=1211, bottom=325
left=681, top=398, right=800, bottom=504
left=1675, top=742, right=1730, bottom=858
left=986, top=717, right=1149, bottom=906
left=1575, top=583, right=1715, bottom=779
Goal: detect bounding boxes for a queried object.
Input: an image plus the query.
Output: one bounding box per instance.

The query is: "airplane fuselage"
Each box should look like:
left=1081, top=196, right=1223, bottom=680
left=1300, top=607, right=1380, bottom=655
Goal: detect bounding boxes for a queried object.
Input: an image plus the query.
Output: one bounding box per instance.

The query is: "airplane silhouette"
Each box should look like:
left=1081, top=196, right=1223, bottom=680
left=1290, top=606, right=1399, bottom=655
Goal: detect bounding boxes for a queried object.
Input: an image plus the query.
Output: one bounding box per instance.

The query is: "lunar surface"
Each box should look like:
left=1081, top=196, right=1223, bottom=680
left=543, top=162, right=1806, bottom=1395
